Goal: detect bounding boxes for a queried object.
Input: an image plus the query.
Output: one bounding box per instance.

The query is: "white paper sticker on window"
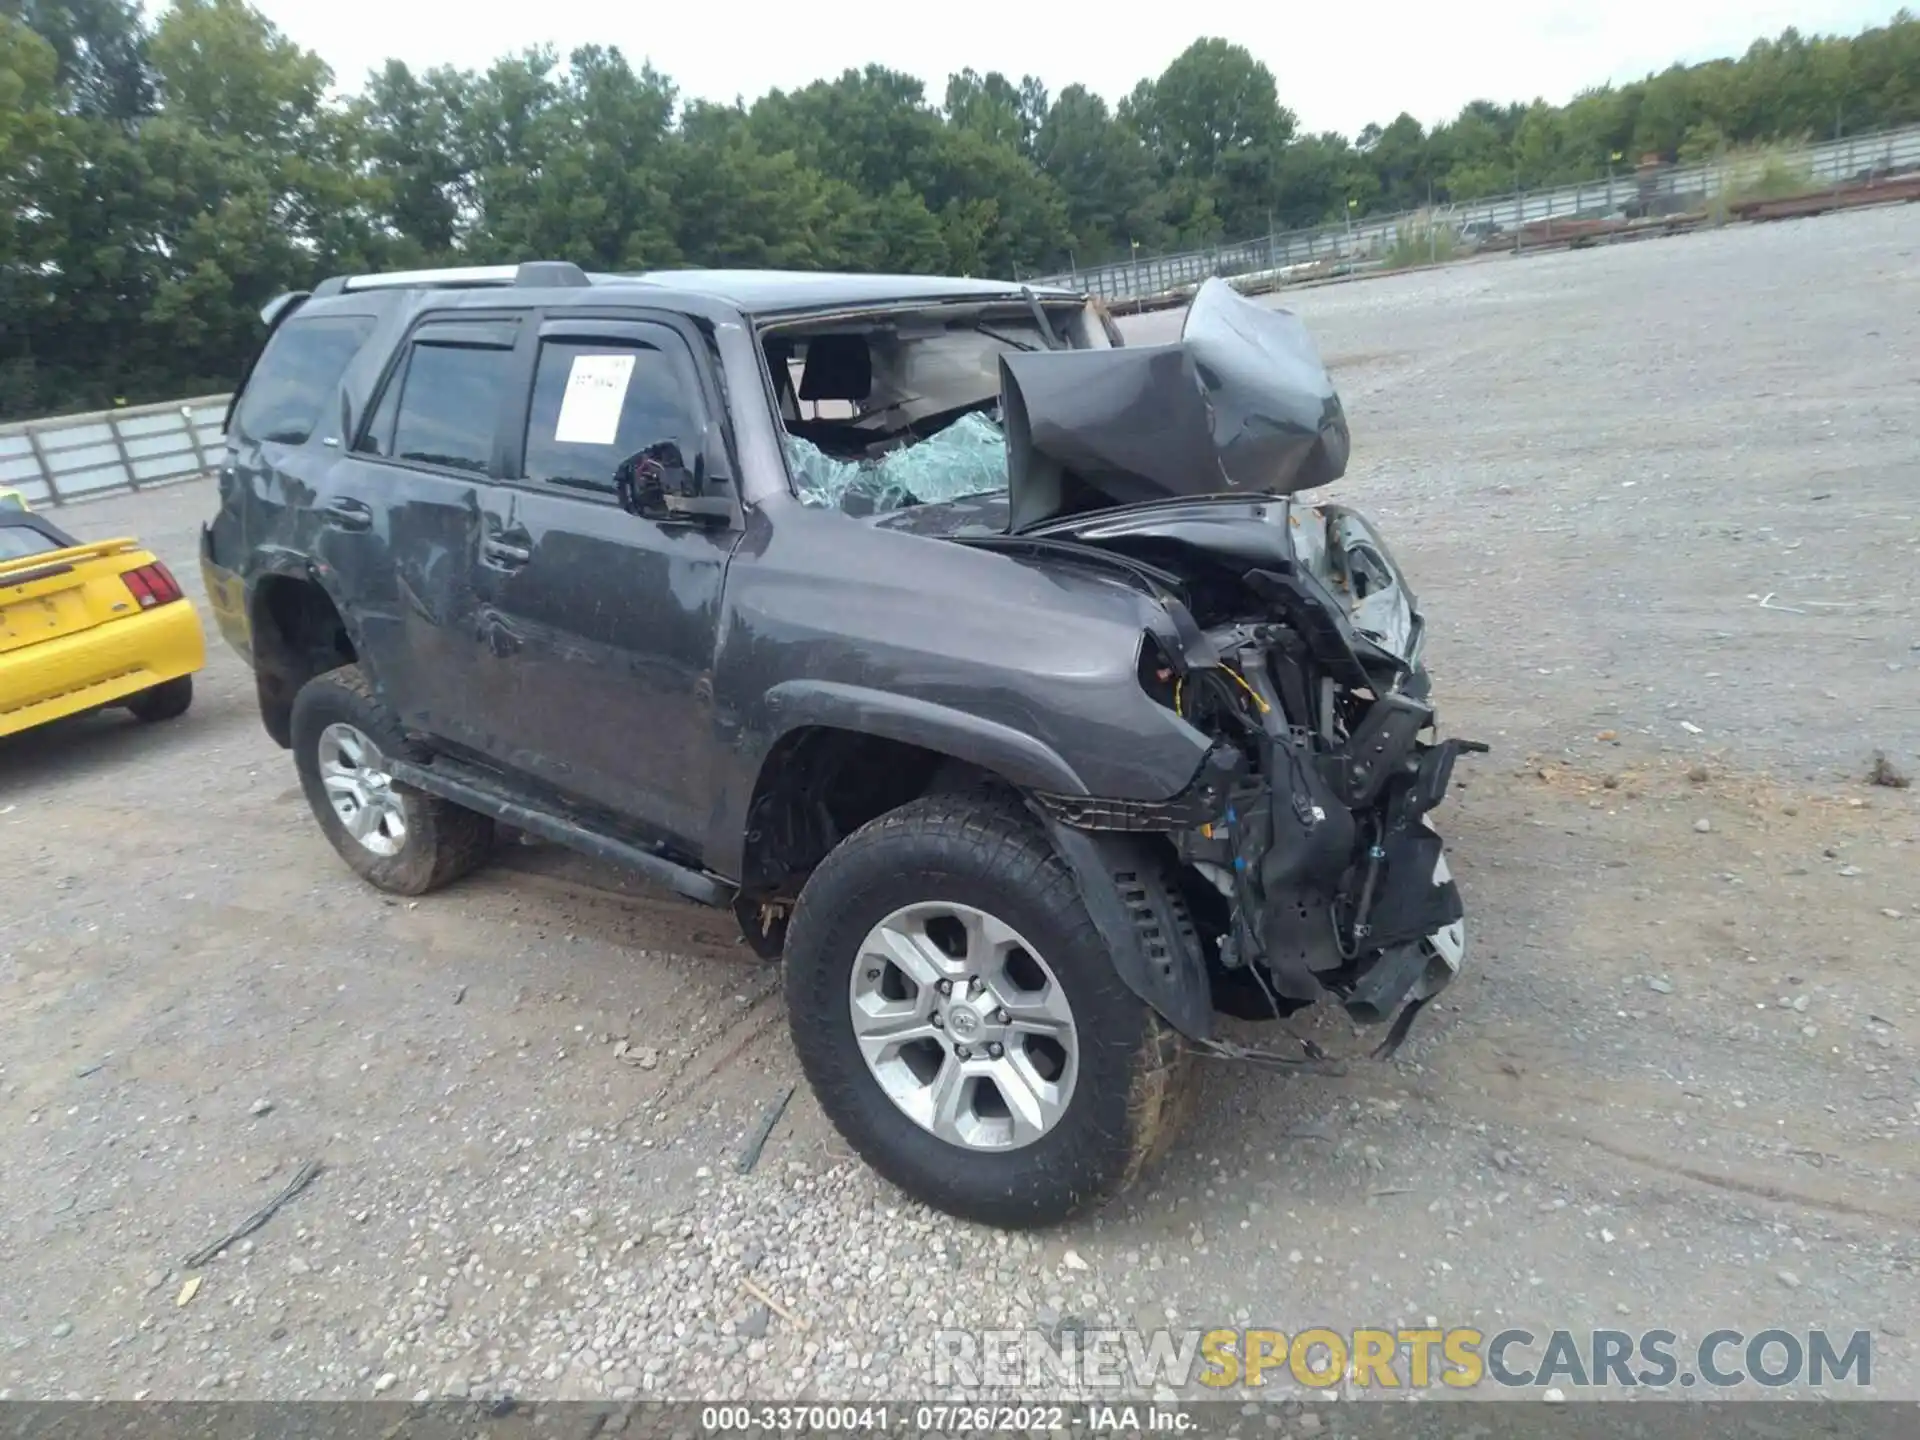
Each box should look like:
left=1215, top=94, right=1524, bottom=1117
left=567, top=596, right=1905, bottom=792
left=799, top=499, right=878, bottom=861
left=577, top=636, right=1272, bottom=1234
left=553, top=353, right=636, bottom=446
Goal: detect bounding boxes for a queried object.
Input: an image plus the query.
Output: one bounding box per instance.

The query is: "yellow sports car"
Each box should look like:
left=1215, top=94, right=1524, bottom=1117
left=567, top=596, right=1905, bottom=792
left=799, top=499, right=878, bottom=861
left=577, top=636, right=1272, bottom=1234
left=1, top=504, right=206, bottom=738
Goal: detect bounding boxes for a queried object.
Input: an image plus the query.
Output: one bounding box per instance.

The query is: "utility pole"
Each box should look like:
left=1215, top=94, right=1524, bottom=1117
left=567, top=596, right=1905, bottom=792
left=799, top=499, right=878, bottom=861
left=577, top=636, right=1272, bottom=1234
left=1514, top=163, right=1524, bottom=256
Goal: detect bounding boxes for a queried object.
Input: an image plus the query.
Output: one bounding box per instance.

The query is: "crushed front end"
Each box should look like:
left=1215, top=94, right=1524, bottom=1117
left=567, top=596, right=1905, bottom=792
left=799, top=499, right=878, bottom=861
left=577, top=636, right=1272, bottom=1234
left=980, top=274, right=1483, bottom=1052
left=1029, top=496, right=1485, bottom=1053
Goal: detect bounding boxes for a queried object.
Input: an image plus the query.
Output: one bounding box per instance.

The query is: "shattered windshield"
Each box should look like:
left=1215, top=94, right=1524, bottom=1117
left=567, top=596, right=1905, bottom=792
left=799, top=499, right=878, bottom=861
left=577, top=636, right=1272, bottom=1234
left=768, top=282, right=1347, bottom=530
left=769, top=310, right=1059, bottom=515
left=785, top=412, right=1010, bottom=513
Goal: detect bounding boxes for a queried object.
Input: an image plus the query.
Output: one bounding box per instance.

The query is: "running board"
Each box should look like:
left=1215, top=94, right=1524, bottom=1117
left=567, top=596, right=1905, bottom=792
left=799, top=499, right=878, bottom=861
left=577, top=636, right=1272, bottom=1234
left=386, top=758, right=733, bottom=907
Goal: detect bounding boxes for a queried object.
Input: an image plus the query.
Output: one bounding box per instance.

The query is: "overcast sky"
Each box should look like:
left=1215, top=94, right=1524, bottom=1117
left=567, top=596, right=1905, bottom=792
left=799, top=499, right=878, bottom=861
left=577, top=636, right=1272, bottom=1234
left=250, top=0, right=1899, bottom=138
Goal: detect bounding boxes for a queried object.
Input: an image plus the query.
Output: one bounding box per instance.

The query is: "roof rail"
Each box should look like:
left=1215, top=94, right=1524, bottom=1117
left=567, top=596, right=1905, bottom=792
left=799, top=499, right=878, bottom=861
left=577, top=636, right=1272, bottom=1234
left=311, top=261, right=594, bottom=297
left=513, top=261, right=593, bottom=288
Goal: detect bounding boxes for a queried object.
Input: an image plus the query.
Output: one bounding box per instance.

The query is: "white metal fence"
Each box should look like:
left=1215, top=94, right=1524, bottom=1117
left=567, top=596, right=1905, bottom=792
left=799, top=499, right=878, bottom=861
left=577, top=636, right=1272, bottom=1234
left=0, top=395, right=229, bottom=507
left=1032, top=120, right=1920, bottom=302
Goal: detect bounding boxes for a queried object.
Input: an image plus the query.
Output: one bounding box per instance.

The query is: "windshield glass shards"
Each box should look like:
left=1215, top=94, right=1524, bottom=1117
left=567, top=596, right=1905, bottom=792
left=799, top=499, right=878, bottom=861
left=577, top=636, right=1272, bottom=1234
left=767, top=307, right=1065, bottom=516
left=787, top=411, right=1009, bottom=514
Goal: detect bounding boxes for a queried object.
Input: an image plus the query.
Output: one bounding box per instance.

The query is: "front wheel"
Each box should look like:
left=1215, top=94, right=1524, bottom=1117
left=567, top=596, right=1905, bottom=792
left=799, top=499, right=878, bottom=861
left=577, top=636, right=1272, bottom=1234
left=783, top=795, right=1194, bottom=1228
left=289, top=665, right=494, bottom=896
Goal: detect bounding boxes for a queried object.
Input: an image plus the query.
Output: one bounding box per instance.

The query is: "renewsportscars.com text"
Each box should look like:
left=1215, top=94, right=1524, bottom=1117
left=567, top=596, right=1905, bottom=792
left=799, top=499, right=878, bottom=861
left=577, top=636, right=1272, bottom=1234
left=930, top=1326, right=1873, bottom=1391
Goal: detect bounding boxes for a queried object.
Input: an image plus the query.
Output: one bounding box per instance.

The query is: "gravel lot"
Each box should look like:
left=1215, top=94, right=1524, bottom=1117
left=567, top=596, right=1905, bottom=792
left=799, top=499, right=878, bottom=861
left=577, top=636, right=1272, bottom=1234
left=2, top=206, right=1916, bottom=1404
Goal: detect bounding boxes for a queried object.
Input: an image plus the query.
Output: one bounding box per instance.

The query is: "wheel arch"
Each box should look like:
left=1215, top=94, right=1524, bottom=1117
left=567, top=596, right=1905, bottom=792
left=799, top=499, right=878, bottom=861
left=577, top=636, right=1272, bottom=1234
left=725, top=680, right=1088, bottom=888
left=732, top=723, right=1014, bottom=931
left=729, top=693, right=1215, bottom=1043
left=726, top=684, right=1091, bottom=958
left=247, top=564, right=359, bottom=748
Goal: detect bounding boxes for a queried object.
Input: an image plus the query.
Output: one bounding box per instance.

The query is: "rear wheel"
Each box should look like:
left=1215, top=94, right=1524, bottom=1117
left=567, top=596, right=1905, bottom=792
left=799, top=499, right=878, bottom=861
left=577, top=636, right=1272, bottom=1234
left=783, top=795, right=1194, bottom=1228
left=290, top=665, right=493, bottom=896
left=126, top=675, right=193, bottom=723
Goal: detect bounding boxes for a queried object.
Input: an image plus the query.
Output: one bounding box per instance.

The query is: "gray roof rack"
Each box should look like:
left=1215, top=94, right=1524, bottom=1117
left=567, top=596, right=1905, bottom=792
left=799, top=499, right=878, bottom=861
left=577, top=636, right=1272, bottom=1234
left=311, top=260, right=593, bottom=298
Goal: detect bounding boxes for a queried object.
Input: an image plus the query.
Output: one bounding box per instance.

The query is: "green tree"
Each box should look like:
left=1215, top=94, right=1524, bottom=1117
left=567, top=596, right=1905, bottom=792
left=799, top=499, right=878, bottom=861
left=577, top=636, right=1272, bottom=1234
left=4, top=0, right=151, bottom=121
left=455, top=46, right=679, bottom=269
left=857, top=181, right=949, bottom=273
left=0, top=15, right=68, bottom=412
left=5, top=0, right=1920, bottom=420
left=1271, top=131, right=1371, bottom=228
left=944, top=68, right=1046, bottom=156
left=140, top=0, right=367, bottom=391
left=928, top=125, right=1071, bottom=276
left=1032, top=82, right=1168, bottom=262
left=1357, top=112, right=1432, bottom=207
left=1125, top=38, right=1295, bottom=238
left=748, top=66, right=945, bottom=197
left=353, top=61, right=472, bottom=260
left=668, top=103, right=865, bottom=270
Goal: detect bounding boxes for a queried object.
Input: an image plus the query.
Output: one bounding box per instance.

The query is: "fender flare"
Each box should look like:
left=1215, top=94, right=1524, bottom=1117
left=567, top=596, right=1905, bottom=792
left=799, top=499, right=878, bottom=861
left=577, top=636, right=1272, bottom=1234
left=757, top=680, right=1090, bottom=797
left=245, top=548, right=361, bottom=642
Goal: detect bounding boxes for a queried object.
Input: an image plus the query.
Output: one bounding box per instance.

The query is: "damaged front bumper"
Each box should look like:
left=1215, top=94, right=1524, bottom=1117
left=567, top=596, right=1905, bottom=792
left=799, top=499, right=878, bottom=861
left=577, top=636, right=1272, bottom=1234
left=1025, top=499, right=1485, bottom=1055
left=1033, top=723, right=1482, bottom=1052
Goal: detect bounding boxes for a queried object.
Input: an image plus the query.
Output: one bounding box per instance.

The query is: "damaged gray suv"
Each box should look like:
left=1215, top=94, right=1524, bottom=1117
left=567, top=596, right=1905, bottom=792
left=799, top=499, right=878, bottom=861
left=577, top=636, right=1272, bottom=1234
left=201, top=262, right=1482, bottom=1228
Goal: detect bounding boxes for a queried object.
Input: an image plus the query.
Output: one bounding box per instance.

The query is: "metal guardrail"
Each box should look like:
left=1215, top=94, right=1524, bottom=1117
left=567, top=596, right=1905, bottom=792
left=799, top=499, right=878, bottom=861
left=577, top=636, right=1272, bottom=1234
left=0, top=395, right=229, bottom=507
left=1034, top=120, right=1920, bottom=302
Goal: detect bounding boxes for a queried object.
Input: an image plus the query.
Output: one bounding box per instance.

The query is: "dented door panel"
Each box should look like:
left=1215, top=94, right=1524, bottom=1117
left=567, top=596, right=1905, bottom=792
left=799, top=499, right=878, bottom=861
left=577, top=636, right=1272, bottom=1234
left=479, top=484, right=737, bottom=851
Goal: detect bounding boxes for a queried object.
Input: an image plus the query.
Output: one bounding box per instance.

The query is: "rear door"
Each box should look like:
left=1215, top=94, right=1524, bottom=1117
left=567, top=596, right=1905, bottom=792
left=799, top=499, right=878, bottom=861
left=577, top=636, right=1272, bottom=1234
left=219, top=309, right=380, bottom=567
left=476, top=314, right=741, bottom=851
left=330, top=314, right=523, bottom=750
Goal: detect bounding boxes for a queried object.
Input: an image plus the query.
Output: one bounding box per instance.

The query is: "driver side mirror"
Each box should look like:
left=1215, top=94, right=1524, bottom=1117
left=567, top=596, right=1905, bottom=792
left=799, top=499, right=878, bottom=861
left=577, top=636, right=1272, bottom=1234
left=614, top=442, right=733, bottom=527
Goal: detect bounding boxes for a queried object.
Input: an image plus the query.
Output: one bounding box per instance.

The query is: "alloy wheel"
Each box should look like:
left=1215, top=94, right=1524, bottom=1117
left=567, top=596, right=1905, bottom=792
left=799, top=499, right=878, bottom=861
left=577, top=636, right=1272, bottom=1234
left=848, top=901, right=1079, bottom=1151
left=316, top=721, right=408, bottom=857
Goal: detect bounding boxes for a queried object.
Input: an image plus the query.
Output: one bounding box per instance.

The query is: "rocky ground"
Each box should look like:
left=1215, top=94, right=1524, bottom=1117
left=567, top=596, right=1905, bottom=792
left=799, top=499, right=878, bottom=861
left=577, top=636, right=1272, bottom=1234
left=1, top=205, right=1915, bottom=1404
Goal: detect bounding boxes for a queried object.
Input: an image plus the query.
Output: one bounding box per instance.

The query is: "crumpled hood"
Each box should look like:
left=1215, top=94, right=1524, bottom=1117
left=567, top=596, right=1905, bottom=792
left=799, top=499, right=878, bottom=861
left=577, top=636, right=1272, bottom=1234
left=999, top=277, right=1351, bottom=532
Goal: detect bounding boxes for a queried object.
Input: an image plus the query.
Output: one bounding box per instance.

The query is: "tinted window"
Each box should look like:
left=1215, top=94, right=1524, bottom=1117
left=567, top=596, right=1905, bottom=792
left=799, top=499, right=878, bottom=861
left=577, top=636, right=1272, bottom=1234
left=522, top=339, right=702, bottom=494
left=234, top=315, right=375, bottom=444
left=0, top=525, right=61, bottom=561
left=365, top=337, right=516, bottom=474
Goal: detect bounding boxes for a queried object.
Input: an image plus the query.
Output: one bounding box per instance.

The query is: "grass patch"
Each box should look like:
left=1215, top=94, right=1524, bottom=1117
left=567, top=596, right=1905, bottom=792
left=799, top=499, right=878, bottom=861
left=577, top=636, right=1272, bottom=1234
left=1380, top=211, right=1459, bottom=270
left=1711, top=140, right=1817, bottom=218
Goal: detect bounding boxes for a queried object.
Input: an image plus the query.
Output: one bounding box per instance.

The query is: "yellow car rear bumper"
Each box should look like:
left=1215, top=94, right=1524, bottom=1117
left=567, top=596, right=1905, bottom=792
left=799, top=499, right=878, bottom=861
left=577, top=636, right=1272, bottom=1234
left=0, top=600, right=207, bottom=739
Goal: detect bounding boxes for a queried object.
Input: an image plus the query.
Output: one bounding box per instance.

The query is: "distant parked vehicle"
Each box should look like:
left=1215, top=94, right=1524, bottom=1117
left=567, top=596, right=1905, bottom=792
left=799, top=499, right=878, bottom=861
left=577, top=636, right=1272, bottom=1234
left=1, top=507, right=204, bottom=739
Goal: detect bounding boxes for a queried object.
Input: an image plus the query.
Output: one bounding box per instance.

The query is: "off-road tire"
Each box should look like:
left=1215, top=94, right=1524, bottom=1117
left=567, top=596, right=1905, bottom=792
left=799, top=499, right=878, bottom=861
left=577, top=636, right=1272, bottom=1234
left=126, top=675, right=193, bottom=723
left=784, top=794, right=1195, bottom=1228
left=290, top=664, right=494, bottom=896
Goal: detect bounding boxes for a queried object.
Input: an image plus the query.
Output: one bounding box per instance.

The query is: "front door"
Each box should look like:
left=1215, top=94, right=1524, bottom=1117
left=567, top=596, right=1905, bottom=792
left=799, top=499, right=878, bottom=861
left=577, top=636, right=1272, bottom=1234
left=478, top=316, right=740, bottom=855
